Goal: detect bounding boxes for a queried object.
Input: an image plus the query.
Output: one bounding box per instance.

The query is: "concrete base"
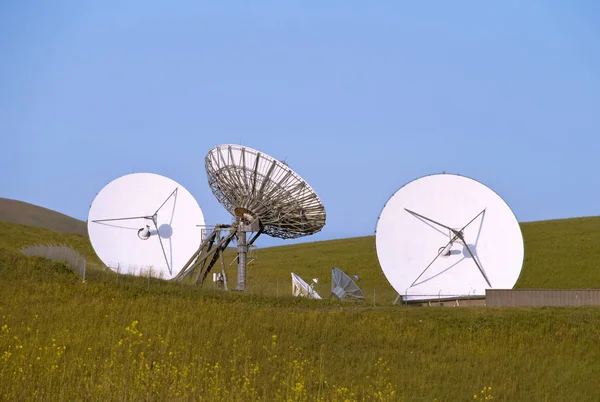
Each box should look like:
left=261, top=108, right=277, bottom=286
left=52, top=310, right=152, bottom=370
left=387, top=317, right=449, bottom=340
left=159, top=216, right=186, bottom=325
left=486, top=289, right=600, bottom=307
left=402, top=297, right=487, bottom=307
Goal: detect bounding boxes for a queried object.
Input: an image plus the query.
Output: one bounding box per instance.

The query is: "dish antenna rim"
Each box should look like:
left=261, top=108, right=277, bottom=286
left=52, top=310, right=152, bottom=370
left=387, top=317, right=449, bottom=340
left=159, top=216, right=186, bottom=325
left=375, top=172, right=525, bottom=303
left=87, top=172, right=206, bottom=280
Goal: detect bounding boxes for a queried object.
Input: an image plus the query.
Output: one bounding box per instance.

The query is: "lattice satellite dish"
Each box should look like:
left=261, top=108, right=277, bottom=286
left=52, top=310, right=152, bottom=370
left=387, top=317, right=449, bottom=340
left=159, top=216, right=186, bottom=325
left=331, top=267, right=366, bottom=302
left=175, top=144, right=326, bottom=291
left=87, top=173, right=205, bottom=280
left=291, top=273, right=322, bottom=299
left=375, top=173, right=524, bottom=303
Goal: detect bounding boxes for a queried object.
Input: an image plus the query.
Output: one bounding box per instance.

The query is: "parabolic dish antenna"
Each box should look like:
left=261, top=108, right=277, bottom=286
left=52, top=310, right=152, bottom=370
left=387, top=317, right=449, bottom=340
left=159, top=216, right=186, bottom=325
left=87, top=173, right=205, bottom=280
left=205, top=144, right=326, bottom=239
left=291, top=273, right=322, bottom=299
left=375, top=173, right=524, bottom=302
left=331, top=267, right=366, bottom=302
left=176, top=144, right=326, bottom=291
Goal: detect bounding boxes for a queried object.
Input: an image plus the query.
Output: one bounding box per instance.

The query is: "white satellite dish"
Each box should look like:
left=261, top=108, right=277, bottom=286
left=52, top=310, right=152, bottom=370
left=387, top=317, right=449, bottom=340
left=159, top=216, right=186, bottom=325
left=291, top=272, right=322, bottom=299
left=375, top=173, right=524, bottom=303
left=331, top=267, right=366, bottom=302
left=87, top=173, right=205, bottom=280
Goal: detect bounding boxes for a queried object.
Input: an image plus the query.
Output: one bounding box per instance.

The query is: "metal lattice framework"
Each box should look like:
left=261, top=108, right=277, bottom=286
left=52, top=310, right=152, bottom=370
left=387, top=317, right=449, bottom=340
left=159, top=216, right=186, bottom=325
left=205, top=144, right=326, bottom=239
left=175, top=144, right=326, bottom=292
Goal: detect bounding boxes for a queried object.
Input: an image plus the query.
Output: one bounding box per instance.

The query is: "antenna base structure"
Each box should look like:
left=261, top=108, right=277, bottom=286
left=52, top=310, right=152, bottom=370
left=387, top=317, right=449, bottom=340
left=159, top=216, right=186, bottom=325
left=233, top=213, right=262, bottom=291
left=172, top=219, right=261, bottom=290
left=176, top=144, right=326, bottom=292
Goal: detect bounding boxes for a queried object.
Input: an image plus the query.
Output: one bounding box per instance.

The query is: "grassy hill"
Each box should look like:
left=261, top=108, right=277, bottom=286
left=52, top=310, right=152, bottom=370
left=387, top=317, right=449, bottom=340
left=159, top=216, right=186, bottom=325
left=2, top=217, right=600, bottom=400
left=0, top=198, right=87, bottom=237
left=232, top=216, right=600, bottom=303
left=5, top=196, right=598, bottom=298
left=2, top=213, right=600, bottom=303
left=2, top=211, right=600, bottom=399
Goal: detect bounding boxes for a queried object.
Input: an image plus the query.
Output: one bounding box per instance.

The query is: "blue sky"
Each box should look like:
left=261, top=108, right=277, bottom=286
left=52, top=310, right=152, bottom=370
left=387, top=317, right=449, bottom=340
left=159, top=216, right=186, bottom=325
left=1, top=1, right=599, bottom=247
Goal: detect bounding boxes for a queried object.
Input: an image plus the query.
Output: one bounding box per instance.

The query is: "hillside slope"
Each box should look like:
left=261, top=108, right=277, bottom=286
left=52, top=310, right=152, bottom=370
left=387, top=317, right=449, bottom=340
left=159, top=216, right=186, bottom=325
left=3, top=247, right=600, bottom=401
left=0, top=198, right=87, bottom=237
left=0, top=221, right=101, bottom=267
left=230, top=216, right=600, bottom=303
left=2, top=214, right=600, bottom=301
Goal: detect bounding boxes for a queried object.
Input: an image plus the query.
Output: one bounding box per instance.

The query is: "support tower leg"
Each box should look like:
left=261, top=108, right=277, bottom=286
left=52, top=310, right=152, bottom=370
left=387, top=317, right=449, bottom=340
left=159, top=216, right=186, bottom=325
left=236, top=229, right=247, bottom=291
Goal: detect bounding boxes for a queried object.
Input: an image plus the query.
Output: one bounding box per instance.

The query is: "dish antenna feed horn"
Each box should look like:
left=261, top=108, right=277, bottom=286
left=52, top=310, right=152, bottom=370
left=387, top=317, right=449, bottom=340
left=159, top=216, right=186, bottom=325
left=137, top=225, right=152, bottom=240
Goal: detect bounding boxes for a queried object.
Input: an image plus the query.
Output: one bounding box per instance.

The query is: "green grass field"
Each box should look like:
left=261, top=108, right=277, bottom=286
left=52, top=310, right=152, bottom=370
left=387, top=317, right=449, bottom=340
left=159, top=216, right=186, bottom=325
left=2, top=215, right=600, bottom=400
left=4, top=215, right=600, bottom=301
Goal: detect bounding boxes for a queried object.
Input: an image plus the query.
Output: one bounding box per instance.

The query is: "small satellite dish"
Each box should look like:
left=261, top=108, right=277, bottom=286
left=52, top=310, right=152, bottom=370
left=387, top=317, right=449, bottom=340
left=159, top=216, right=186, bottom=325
left=87, top=173, right=205, bottom=279
left=375, top=173, right=524, bottom=303
left=291, top=272, right=322, bottom=299
left=331, top=267, right=366, bottom=302
left=176, top=144, right=326, bottom=291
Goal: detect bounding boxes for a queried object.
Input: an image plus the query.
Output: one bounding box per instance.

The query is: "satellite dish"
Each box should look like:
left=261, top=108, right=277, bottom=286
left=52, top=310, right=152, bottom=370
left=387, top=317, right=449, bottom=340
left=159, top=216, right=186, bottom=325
left=205, top=144, right=326, bottom=239
left=87, top=173, right=205, bottom=280
left=331, top=267, right=366, bottom=302
left=291, top=272, right=322, bottom=299
left=375, top=173, right=524, bottom=303
left=175, top=144, right=326, bottom=291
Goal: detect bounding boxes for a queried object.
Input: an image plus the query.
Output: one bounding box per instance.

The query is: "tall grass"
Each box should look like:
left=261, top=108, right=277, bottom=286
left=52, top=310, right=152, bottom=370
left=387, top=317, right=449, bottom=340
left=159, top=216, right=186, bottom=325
left=2, top=248, right=600, bottom=400
left=0, top=221, right=100, bottom=266
left=3, top=217, right=600, bottom=400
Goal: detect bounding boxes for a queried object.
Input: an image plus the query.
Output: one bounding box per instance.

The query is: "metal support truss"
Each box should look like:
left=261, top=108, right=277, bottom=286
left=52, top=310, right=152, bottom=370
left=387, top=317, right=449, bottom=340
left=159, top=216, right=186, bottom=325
left=173, top=222, right=262, bottom=290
